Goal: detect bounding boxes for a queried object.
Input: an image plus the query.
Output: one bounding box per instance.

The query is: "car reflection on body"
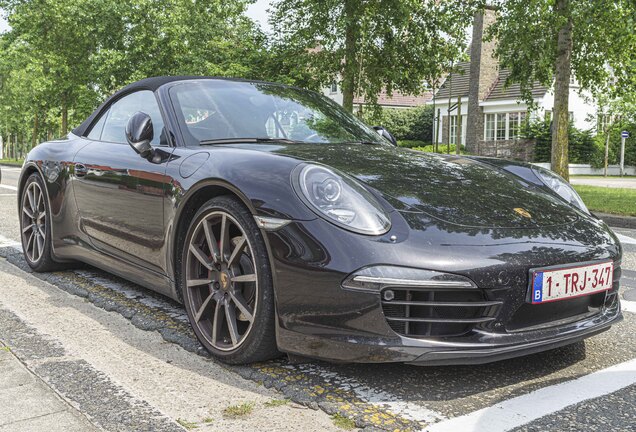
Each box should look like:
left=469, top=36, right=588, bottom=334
left=17, top=77, right=622, bottom=365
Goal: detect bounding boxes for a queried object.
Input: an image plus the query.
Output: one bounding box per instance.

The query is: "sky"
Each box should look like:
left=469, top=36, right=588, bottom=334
left=246, top=0, right=272, bottom=33
left=0, top=11, right=7, bottom=33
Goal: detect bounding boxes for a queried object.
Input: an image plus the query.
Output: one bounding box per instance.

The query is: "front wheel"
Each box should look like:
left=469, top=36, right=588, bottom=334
left=180, top=196, right=279, bottom=364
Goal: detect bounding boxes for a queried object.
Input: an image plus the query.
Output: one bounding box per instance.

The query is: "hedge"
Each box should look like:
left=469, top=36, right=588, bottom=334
left=363, top=105, right=433, bottom=143
left=522, top=120, right=602, bottom=166
left=413, top=144, right=467, bottom=154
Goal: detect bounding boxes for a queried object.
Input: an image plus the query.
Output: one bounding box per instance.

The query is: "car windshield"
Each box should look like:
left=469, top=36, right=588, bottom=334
left=168, top=80, right=388, bottom=146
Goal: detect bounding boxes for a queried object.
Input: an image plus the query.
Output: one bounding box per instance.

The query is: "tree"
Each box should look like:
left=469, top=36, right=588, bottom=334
left=269, top=0, right=480, bottom=113
left=0, top=0, right=268, bottom=149
left=488, top=0, right=636, bottom=180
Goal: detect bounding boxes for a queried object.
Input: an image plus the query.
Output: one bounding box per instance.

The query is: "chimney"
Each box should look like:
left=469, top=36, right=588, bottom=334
left=465, top=6, right=498, bottom=153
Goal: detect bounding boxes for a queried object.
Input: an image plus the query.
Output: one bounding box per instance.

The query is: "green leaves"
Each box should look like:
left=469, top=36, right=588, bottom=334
left=270, top=0, right=481, bottom=112
left=0, top=0, right=267, bottom=147
left=489, top=0, right=636, bottom=178
left=489, top=0, right=636, bottom=103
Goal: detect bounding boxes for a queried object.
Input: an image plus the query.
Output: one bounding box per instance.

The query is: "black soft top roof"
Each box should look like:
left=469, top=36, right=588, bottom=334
left=72, top=76, right=273, bottom=137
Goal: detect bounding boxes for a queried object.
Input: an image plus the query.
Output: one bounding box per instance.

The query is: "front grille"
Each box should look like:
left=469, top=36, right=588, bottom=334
left=507, top=292, right=606, bottom=331
left=381, top=288, right=501, bottom=338
left=506, top=263, right=621, bottom=332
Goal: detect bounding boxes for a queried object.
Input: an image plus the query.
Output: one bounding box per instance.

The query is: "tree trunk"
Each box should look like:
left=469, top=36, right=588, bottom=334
left=551, top=0, right=573, bottom=181
left=432, top=89, right=437, bottom=152
left=456, top=96, right=462, bottom=155
left=435, top=108, right=440, bottom=153
left=32, top=112, right=39, bottom=149
left=604, top=129, right=610, bottom=177
left=61, top=96, right=68, bottom=136
left=341, top=0, right=358, bottom=113
left=447, top=97, right=452, bottom=154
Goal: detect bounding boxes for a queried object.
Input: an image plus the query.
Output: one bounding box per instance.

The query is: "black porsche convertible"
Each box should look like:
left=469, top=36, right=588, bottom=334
left=18, top=77, right=622, bottom=365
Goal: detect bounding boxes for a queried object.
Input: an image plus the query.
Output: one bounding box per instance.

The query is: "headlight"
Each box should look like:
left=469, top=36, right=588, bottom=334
left=293, top=164, right=391, bottom=235
left=532, top=166, right=589, bottom=214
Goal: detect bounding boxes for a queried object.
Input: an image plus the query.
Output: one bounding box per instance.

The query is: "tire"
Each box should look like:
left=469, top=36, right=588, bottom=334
left=180, top=195, right=279, bottom=364
left=20, top=173, right=62, bottom=272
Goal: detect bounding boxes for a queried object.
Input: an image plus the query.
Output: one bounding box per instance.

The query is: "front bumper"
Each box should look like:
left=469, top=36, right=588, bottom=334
left=277, top=294, right=622, bottom=365
left=266, top=213, right=623, bottom=365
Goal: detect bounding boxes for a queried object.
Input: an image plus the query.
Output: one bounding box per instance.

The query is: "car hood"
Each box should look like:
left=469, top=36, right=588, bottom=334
left=238, top=143, right=580, bottom=229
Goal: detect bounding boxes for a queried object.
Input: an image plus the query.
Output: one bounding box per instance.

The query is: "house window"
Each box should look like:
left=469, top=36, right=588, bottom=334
left=508, top=112, right=527, bottom=140
left=450, top=115, right=458, bottom=145
left=485, top=112, right=528, bottom=142
left=496, top=113, right=507, bottom=140
left=330, top=81, right=338, bottom=94
left=509, top=113, right=519, bottom=139
left=449, top=115, right=465, bottom=145
left=485, top=114, right=495, bottom=141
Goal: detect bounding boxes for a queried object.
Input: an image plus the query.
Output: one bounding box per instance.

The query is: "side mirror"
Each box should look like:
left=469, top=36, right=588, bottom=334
left=126, top=112, right=154, bottom=159
left=373, top=126, right=397, bottom=146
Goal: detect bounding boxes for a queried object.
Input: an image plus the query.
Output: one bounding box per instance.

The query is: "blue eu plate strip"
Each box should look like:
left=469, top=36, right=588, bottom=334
left=533, top=272, right=543, bottom=303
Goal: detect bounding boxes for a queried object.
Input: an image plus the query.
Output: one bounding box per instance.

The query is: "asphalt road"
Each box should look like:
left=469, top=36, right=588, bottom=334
left=1, top=164, right=635, bottom=431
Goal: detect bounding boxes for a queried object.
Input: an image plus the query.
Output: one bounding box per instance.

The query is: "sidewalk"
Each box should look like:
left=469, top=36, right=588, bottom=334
left=571, top=176, right=636, bottom=189
left=0, top=343, right=98, bottom=432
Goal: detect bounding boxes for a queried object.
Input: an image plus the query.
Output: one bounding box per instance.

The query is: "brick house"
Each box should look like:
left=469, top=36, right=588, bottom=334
left=430, top=7, right=600, bottom=161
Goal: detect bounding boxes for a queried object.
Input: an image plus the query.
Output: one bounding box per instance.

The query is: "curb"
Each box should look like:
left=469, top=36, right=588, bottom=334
left=596, top=213, right=636, bottom=229
left=0, top=162, right=22, bottom=168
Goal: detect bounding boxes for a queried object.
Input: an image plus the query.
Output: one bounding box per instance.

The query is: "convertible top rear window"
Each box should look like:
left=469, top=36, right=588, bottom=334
left=168, top=80, right=387, bottom=146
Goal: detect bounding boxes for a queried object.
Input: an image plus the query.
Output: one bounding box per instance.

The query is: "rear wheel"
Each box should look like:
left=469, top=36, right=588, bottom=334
left=181, top=196, right=279, bottom=364
left=20, top=174, right=61, bottom=272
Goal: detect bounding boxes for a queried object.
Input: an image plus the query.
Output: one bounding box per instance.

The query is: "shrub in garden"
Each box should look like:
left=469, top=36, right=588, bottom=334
left=522, top=119, right=603, bottom=166
left=363, top=105, right=433, bottom=144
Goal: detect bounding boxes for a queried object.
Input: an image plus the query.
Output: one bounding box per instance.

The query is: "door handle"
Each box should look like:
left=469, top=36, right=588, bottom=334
left=74, top=163, right=88, bottom=178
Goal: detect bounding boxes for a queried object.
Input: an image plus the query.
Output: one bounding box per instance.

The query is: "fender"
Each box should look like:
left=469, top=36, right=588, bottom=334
left=165, top=177, right=266, bottom=295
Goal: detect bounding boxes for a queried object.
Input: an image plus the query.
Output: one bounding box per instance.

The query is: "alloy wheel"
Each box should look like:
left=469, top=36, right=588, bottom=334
left=185, top=211, right=258, bottom=351
left=21, top=181, right=46, bottom=263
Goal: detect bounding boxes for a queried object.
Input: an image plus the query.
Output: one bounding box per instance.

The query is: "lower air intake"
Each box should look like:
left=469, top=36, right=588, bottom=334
left=381, top=288, right=501, bottom=338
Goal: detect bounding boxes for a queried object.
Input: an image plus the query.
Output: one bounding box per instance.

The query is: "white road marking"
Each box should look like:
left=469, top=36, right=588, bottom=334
left=424, top=358, right=636, bottom=432
left=617, top=233, right=636, bottom=245
left=0, top=184, right=18, bottom=191
left=0, top=234, right=20, bottom=249
left=0, top=167, right=22, bottom=172
left=622, top=300, right=636, bottom=314
left=0, top=193, right=16, bottom=196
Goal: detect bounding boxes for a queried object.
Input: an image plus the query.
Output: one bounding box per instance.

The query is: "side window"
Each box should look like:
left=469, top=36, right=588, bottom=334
left=86, top=108, right=109, bottom=141
left=99, top=91, right=165, bottom=145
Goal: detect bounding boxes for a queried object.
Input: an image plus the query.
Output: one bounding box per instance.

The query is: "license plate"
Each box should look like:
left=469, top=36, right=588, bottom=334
left=529, top=261, right=614, bottom=304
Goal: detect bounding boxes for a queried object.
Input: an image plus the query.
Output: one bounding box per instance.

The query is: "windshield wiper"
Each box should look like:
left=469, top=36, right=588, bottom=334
left=199, top=137, right=308, bottom=146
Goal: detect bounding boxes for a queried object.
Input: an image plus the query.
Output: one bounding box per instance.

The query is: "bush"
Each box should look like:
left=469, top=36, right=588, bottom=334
left=595, top=124, right=636, bottom=168
left=398, top=140, right=430, bottom=148
left=522, top=119, right=603, bottom=165
left=412, top=144, right=468, bottom=154
left=363, top=105, right=433, bottom=143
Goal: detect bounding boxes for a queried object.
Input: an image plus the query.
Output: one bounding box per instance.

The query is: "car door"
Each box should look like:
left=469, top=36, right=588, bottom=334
left=72, top=90, right=173, bottom=274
